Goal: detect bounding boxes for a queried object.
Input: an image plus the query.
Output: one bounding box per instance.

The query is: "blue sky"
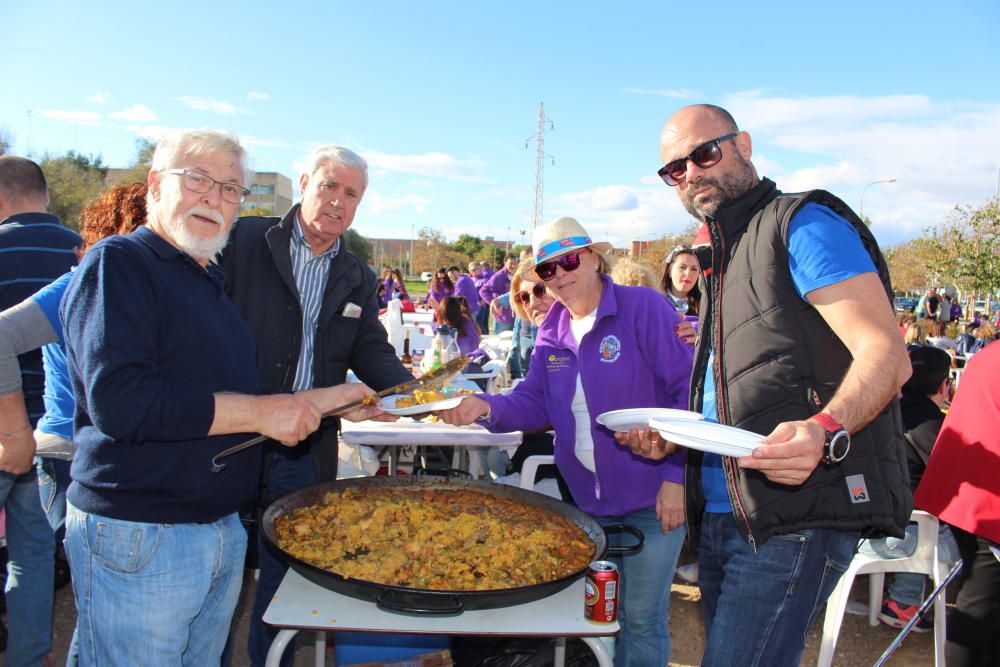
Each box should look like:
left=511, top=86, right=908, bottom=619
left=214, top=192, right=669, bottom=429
left=4, top=1, right=998, bottom=249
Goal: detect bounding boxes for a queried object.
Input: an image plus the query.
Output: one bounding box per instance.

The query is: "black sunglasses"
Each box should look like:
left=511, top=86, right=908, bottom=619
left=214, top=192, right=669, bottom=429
left=658, top=133, right=738, bottom=186
left=515, top=283, right=548, bottom=304
left=534, top=251, right=585, bottom=281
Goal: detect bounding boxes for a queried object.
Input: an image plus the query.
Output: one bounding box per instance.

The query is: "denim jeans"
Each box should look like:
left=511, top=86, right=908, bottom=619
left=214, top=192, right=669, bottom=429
left=64, top=503, right=246, bottom=667
left=698, top=512, right=857, bottom=667
left=859, top=521, right=961, bottom=606
left=0, top=467, right=55, bottom=667
left=247, top=450, right=317, bottom=667
left=37, top=456, right=71, bottom=533
left=596, top=507, right=685, bottom=667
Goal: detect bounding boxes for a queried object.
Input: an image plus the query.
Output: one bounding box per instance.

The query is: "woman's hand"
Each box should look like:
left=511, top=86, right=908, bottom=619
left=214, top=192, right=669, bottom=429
left=655, top=481, right=685, bottom=533
left=674, top=320, right=697, bottom=346
left=437, top=396, right=489, bottom=426
left=614, top=427, right=678, bottom=460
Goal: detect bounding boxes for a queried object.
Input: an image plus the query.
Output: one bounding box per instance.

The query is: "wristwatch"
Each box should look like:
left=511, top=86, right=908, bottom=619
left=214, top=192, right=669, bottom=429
left=810, top=413, right=851, bottom=464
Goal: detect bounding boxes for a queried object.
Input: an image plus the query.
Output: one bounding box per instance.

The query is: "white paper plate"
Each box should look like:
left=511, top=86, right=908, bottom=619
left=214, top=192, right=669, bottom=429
left=596, top=408, right=703, bottom=433
left=380, top=394, right=464, bottom=416
left=649, top=418, right=764, bottom=455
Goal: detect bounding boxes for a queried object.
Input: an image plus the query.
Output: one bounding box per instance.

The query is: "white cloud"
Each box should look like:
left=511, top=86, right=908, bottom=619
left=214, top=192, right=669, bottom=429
left=241, top=134, right=294, bottom=150
left=716, top=91, right=1000, bottom=245
left=125, top=124, right=178, bottom=140
left=88, top=92, right=109, bottom=105
left=364, top=150, right=491, bottom=183
left=175, top=96, right=252, bottom=116
left=40, top=110, right=101, bottom=125
left=110, top=104, right=158, bottom=123
left=559, top=185, right=639, bottom=212
left=366, top=191, right=430, bottom=215
left=625, top=87, right=701, bottom=99
left=248, top=91, right=270, bottom=101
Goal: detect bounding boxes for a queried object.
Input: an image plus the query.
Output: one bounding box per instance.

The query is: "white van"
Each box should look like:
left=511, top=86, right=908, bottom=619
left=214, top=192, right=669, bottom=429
left=420, top=271, right=433, bottom=282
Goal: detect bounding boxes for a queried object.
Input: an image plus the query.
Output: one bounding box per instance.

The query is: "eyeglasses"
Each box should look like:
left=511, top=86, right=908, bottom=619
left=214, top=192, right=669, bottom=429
left=515, top=283, right=548, bottom=305
left=657, top=133, right=738, bottom=187
left=166, top=169, right=250, bottom=204
left=534, top=251, right=584, bottom=281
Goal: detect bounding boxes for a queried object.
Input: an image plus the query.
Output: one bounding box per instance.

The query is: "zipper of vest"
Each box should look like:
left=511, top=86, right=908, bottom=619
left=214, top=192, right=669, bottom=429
left=708, top=215, right=758, bottom=553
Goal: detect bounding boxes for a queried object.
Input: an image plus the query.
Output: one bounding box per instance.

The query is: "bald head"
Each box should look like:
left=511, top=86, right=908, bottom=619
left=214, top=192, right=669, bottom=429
left=0, top=156, right=49, bottom=220
left=659, top=104, right=758, bottom=221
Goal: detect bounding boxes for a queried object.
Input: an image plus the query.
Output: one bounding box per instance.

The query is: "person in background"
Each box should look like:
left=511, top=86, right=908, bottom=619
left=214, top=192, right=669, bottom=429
left=610, top=257, right=661, bottom=291
left=925, top=320, right=956, bottom=351
left=425, top=266, right=454, bottom=311
left=949, top=296, right=963, bottom=321
left=0, top=155, right=82, bottom=666
left=860, top=346, right=959, bottom=631
left=390, top=267, right=409, bottom=301
left=660, top=243, right=702, bottom=316
left=905, top=321, right=928, bottom=349
left=447, top=265, right=480, bottom=330
left=218, top=144, right=410, bottom=667
left=915, top=343, right=1000, bottom=666
left=379, top=265, right=393, bottom=306
left=470, top=261, right=490, bottom=333
left=480, top=253, right=518, bottom=334
left=966, top=321, right=996, bottom=355
left=955, top=322, right=977, bottom=356
left=897, top=312, right=915, bottom=336
left=437, top=295, right=480, bottom=356
left=625, top=104, right=911, bottom=666
left=441, top=217, right=693, bottom=666
left=938, top=294, right=954, bottom=323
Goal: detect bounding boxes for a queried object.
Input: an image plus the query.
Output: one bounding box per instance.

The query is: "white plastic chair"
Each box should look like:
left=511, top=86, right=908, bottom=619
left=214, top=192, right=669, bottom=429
left=817, top=510, right=948, bottom=667
left=519, top=454, right=556, bottom=491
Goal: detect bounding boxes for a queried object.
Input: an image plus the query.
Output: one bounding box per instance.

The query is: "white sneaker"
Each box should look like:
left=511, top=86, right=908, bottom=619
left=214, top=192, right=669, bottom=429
left=676, top=562, right=699, bottom=584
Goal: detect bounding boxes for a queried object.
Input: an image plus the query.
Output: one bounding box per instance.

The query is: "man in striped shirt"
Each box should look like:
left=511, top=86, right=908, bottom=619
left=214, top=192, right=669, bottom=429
left=0, top=155, right=81, bottom=664
left=219, top=145, right=411, bottom=667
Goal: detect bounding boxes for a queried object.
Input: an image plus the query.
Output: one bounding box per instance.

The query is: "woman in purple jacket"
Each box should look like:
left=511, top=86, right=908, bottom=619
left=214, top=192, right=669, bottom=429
left=425, top=266, right=453, bottom=310
left=440, top=217, right=693, bottom=667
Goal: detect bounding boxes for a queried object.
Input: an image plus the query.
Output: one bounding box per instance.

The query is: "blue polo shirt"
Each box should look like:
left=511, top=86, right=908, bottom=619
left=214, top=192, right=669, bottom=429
left=702, top=203, right=877, bottom=513
left=0, top=212, right=81, bottom=425
left=61, top=227, right=262, bottom=524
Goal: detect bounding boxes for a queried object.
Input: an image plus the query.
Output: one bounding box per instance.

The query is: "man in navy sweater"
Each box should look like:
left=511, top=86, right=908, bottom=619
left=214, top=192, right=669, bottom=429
left=60, top=130, right=380, bottom=666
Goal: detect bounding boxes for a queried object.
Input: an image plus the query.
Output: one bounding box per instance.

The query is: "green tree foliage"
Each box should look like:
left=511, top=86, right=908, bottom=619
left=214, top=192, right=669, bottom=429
left=0, top=128, right=12, bottom=156
left=883, top=238, right=939, bottom=293
left=240, top=206, right=274, bottom=217
left=452, top=233, right=484, bottom=258
left=107, top=138, right=156, bottom=186
left=345, top=228, right=372, bottom=263
left=930, top=200, right=1000, bottom=309
left=40, top=151, right=107, bottom=229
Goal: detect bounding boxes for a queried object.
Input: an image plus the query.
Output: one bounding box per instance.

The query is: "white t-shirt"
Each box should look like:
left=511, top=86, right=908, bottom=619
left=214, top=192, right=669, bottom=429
left=569, top=310, right=598, bottom=471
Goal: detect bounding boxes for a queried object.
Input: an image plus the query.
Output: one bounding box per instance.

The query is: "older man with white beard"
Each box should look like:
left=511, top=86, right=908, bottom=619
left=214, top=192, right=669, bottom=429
left=59, top=130, right=382, bottom=667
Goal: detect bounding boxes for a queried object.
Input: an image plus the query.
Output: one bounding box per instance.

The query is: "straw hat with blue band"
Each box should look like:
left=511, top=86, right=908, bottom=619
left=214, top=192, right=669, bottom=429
left=532, top=217, right=613, bottom=265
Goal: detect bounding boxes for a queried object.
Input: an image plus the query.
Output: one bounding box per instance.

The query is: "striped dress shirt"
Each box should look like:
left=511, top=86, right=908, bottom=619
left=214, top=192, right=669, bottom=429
left=289, top=216, right=338, bottom=391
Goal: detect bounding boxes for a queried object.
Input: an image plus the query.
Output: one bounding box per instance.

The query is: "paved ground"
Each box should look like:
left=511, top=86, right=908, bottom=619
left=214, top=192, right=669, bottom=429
left=4, top=569, right=935, bottom=666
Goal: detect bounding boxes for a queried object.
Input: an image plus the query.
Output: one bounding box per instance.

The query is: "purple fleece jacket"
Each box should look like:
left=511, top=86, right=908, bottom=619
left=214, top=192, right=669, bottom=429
left=479, top=275, right=692, bottom=516
left=479, top=269, right=513, bottom=324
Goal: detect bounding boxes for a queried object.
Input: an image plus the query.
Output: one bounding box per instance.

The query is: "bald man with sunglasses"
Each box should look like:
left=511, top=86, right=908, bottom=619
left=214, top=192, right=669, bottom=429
left=621, top=104, right=912, bottom=666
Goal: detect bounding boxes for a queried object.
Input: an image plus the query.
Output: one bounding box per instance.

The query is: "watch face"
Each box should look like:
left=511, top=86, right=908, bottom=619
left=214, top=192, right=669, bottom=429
left=829, top=430, right=851, bottom=462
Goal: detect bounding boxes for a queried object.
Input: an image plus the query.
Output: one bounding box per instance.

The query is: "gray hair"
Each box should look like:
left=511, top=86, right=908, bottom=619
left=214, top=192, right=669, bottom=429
left=150, top=129, right=250, bottom=180
left=303, top=145, right=368, bottom=190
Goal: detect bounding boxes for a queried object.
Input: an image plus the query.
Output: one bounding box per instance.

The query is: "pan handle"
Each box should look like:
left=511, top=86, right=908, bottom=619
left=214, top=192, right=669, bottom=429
left=603, top=524, right=644, bottom=555
left=375, top=590, right=465, bottom=616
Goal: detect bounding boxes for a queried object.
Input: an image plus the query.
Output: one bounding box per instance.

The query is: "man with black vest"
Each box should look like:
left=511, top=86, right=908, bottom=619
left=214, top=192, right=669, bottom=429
left=622, top=104, right=912, bottom=665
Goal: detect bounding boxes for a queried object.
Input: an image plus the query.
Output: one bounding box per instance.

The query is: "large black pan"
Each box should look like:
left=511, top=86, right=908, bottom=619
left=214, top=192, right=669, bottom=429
left=261, top=476, right=642, bottom=616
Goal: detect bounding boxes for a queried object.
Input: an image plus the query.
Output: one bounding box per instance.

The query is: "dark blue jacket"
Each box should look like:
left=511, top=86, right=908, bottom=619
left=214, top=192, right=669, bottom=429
left=61, top=228, right=261, bottom=523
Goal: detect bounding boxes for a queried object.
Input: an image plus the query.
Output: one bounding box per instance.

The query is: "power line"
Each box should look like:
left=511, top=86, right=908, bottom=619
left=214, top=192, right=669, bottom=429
left=525, top=103, right=554, bottom=228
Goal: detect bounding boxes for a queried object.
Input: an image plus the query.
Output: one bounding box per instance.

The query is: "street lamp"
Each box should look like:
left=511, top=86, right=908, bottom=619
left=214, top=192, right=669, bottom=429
left=859, top=179, right=897, bottom=220
left=409, top=224, right=414, bottom=276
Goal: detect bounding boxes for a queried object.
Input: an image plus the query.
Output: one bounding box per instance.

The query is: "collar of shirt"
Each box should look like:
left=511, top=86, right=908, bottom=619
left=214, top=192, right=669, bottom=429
left=292, top=210, right=340, bottom=261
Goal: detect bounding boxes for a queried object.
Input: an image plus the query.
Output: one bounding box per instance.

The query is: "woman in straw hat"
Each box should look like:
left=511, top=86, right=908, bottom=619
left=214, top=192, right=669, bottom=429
left=440, top=217, right=694, bottom=666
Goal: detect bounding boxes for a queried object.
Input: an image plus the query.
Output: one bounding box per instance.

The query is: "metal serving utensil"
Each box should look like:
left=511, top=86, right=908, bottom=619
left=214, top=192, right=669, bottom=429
left=210, top=355, right=469, bottom=473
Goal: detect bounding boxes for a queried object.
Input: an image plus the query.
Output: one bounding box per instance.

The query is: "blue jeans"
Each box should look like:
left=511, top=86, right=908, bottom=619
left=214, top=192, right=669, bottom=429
left=859, top=522, right=961, bottom=607
left=698, top=512, right=857, bottom=667
left=597, top=507, right=685, bottom=667
left=247, top=450, right=317, bottom=667
left=491, top=318, right=514, bottom=335
left=0, top=467, right=55, bottom=667
left=37, top=457, right=71, bottom=533
left=64, top=503, right=246, bottom=667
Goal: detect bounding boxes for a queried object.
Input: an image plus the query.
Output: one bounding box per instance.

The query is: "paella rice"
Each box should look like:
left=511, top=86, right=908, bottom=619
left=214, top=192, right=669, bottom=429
left=275, top=487, right=595, bottom=591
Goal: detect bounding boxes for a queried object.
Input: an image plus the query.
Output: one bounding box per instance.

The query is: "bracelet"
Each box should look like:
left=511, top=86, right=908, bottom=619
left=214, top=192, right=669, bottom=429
left=477, top=405, right=492, bottom=421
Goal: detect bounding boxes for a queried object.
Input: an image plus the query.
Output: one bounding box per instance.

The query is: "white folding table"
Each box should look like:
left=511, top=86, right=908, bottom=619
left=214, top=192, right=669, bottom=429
left=340, top=419, right=521, bottom=478
left=264, top=569, right=616, bottom=667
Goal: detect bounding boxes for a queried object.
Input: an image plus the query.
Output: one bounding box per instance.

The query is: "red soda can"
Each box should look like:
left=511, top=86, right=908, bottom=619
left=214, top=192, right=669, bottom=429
left=584, top=560, right=619, bottom=623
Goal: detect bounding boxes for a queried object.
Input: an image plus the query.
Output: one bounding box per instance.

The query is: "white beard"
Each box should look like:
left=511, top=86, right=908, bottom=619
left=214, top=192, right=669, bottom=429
left=168, top=205, right=231, bottom=263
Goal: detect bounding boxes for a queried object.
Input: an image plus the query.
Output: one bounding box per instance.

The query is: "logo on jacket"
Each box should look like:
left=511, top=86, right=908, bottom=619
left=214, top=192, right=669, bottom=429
left=547, top=353, right=571, bottom=371
left=845, top=474, right=870, bottom=504
left=598, top=335, right=621, bottom=363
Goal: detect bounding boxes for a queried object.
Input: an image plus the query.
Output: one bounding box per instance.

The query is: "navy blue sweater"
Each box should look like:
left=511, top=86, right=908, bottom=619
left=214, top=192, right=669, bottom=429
left=61, top=227, right=262, bottom=523
left=0, top=212, right=81, bottom=425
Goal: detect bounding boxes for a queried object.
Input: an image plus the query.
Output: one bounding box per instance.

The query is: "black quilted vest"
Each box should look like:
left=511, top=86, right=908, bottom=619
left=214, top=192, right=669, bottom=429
left=687, top=178, right=911, bottom=548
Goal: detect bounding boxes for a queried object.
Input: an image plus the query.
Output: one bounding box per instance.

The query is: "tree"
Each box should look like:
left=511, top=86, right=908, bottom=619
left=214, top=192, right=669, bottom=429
left=883, top=237, right=939, bottom=294
left=107, top=138, right=156, bottom=186
left=240, top=206, right=273, bottom=217
left=40, top=151, right=108, bottom=229
left=0, top=128, right=12, bottom=156
left=345, top=228, right=372, bottom=264
left=451, top=234, right=484, bottom=259
left=930, top=200, right=1000, bottom=313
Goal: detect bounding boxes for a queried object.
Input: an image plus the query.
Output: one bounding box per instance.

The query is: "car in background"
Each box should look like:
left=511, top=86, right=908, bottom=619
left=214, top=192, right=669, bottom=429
left=894, top=297, right=919, bottom=313
left=420, top=271, right=434, bottom=282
